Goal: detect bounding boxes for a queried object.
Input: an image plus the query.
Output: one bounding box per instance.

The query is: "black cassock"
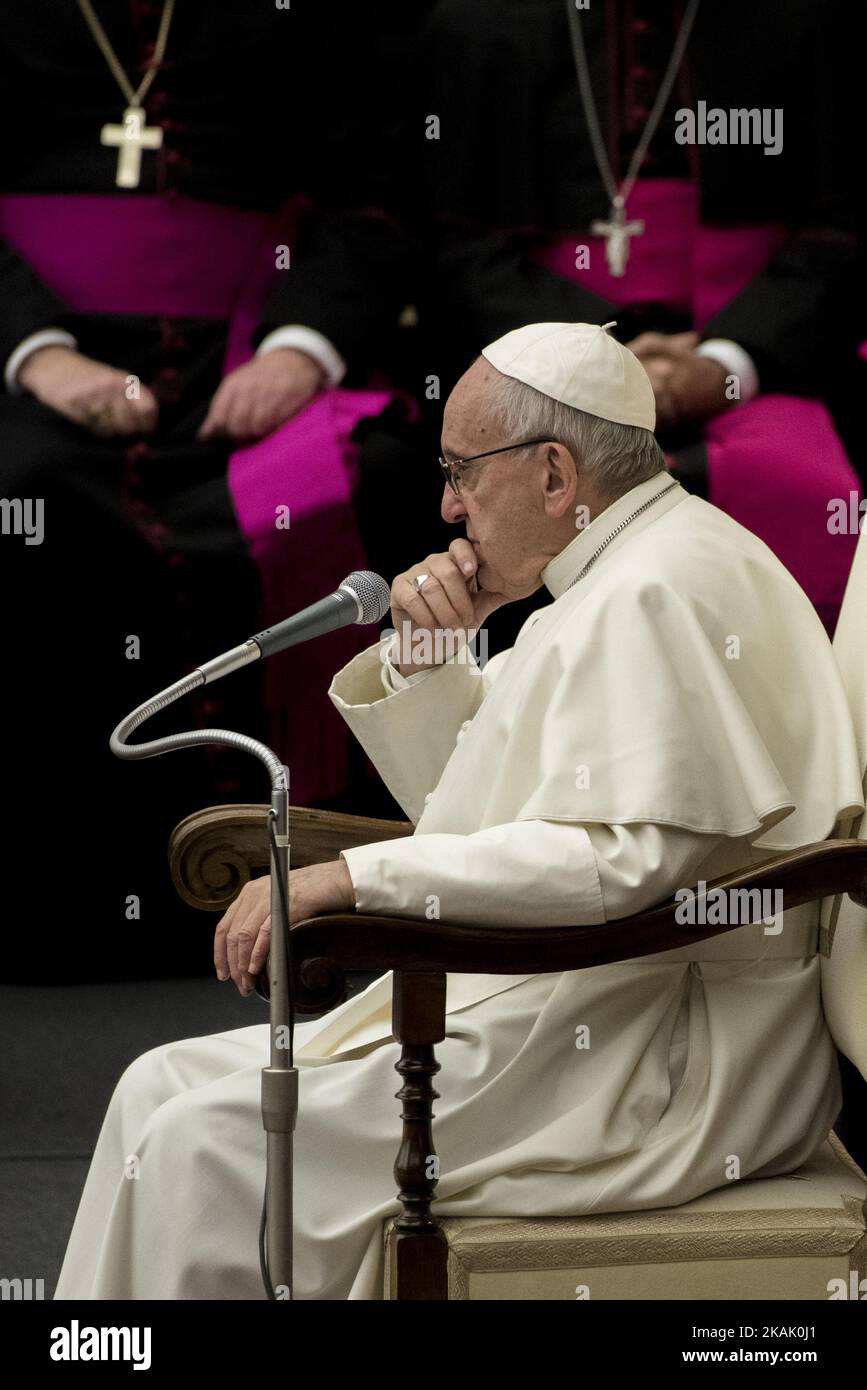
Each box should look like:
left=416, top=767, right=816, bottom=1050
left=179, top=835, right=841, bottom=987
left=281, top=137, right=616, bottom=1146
left=414, top=0, right=863, bottom=436
left=0, top=1, right=413, bottom=978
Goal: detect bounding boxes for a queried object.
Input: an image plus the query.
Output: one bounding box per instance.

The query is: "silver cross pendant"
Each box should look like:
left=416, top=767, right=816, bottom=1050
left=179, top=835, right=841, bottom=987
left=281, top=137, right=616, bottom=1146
left=590, top=195, right=645, bottom=277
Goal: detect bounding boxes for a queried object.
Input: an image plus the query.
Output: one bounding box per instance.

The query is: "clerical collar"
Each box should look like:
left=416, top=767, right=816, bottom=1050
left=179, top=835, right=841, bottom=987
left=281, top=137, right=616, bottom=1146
left=542, top=470, right=687, bottom=600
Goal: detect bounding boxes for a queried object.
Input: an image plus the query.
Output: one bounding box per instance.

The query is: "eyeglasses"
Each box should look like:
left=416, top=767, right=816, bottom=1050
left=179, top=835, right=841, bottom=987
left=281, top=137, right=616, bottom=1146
left=438, top=438, right=556, bottom=495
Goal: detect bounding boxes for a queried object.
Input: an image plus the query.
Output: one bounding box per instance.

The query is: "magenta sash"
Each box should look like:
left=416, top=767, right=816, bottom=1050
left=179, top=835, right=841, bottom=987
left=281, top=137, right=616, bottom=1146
left=0, top=192, right=393, bottom=799
left=530, top=179, right=860, bottom=632
left=0, top=192, right=284, bottom=319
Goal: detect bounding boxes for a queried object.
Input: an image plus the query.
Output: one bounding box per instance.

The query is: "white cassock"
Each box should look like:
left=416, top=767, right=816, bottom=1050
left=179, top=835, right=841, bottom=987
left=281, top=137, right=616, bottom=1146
left=55, top=470, right=864, bottom=1300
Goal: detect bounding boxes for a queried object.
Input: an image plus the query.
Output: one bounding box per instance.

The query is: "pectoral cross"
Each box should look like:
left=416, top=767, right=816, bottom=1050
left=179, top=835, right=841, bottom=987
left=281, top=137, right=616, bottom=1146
left=590, top=195, right=644, bottom=278
left=100, top=106, right=163, bottom=188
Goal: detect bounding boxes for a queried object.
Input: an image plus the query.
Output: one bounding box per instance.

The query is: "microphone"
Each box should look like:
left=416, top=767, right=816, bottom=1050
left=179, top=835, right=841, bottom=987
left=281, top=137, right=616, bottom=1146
left=195, top=570, right=392, bottom=684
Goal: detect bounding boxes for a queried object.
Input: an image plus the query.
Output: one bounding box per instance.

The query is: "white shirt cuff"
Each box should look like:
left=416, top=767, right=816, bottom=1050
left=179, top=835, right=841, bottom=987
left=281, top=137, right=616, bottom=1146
left=5, top=328, right=78, bottom=395
left=380, top=632, right=439, bottom=694
left=696, top=338, right=760, bottom=402
left=256, top=326, right=347, bottom=386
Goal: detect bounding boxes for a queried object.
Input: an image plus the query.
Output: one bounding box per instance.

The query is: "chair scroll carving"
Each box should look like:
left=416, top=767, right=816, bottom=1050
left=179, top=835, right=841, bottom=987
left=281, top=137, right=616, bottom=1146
left=169, top=803, right=413, bottom=912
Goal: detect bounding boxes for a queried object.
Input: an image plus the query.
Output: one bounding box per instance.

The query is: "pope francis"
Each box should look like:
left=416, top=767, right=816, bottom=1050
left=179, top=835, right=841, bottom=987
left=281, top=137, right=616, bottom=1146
left=55, top=322, right=864, bottom=1300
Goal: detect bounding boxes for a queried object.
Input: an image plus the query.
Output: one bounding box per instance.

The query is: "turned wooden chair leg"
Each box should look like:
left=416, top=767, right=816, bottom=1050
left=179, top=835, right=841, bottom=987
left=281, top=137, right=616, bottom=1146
left=389, top=970, right=449, bottom=1300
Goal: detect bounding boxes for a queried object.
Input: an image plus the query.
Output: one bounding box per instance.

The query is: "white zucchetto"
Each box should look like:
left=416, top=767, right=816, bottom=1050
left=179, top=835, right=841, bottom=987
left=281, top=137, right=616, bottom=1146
left=481, top=320, right=656, bottom=430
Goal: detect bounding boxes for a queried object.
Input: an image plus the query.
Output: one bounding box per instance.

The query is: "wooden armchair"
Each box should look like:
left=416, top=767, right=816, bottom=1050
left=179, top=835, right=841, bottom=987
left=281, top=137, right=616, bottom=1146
left=170, top=803, right=867, bottom=1300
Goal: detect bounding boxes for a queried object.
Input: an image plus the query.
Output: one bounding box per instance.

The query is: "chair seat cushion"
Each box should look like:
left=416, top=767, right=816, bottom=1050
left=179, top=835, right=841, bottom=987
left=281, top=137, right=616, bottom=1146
left=383, top=1134, right=867, bottom=1299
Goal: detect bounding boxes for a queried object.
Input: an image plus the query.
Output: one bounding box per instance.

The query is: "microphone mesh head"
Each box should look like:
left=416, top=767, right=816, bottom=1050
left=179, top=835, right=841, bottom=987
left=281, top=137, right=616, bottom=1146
left=340, top=571, right=392, bottom=624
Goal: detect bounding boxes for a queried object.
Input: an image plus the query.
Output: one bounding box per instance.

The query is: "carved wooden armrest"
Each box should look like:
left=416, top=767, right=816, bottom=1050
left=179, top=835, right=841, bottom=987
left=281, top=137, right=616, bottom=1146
left=169, top=803, right=412, bottom=912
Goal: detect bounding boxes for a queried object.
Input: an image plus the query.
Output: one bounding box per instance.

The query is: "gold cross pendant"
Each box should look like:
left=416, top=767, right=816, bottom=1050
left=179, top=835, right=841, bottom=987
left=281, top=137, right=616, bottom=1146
left=100, top=105, right=163, bottom=189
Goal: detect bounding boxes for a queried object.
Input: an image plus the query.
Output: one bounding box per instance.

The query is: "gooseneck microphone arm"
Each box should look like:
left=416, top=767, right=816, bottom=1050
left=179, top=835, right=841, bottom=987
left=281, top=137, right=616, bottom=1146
left=109, top=570, right=391, bottom=1301
left=111, top=669, right=296, bottom=1300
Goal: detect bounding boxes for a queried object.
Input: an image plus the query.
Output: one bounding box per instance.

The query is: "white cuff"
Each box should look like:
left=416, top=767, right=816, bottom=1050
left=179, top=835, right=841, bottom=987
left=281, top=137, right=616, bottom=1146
left=5, top=328, right=78, bottom=395
left=380, top=633, right=439, bottom=694
left=696, top=338, right=759, bottom=402
left=256, top=326, right=347, bottom=387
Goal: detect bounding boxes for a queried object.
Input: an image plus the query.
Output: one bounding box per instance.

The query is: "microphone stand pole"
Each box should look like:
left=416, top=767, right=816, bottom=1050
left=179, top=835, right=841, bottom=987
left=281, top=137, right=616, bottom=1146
left=261, top=776, right=297, bottom=1297
left=110, top=641, right=298, bottom=1298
